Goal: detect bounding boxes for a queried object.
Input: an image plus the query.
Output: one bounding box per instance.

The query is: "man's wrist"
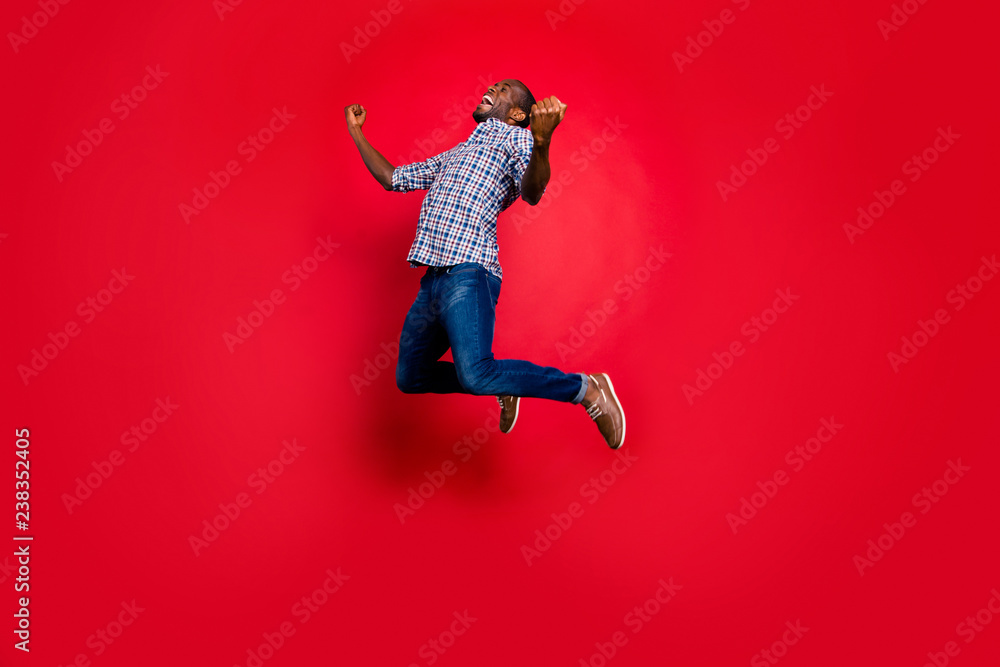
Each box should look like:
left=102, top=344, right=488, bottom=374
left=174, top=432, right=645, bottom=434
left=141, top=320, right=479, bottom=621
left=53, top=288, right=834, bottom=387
left=532, top=136, right=551, bottom=151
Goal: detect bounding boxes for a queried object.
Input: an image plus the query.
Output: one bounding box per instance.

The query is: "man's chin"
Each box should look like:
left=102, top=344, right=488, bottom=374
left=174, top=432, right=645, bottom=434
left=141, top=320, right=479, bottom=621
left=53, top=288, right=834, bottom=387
left=473, top=104, right=495, bottom=123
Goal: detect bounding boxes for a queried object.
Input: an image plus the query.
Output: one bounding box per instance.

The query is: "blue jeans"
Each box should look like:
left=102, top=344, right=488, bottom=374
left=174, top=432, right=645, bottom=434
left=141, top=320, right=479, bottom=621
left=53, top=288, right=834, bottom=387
left=396, top=263, right=587, bottom=403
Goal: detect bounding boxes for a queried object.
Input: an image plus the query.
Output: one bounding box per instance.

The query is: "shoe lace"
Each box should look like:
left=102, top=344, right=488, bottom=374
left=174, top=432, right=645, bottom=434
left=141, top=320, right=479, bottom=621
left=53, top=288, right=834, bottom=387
left=586, top=403, right=604, bottom=421
left=497, top=396, right=504, bottom=408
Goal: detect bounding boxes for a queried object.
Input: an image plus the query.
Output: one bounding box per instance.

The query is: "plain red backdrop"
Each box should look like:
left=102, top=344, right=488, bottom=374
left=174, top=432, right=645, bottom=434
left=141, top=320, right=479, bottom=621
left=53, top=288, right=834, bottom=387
left=3, top=0, right=999, bottom=665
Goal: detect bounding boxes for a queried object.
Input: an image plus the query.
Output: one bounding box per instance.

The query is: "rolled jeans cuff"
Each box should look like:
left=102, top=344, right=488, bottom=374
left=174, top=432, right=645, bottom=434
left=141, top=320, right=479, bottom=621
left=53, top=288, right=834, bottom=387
left=571, top=373, right=588, bottom=404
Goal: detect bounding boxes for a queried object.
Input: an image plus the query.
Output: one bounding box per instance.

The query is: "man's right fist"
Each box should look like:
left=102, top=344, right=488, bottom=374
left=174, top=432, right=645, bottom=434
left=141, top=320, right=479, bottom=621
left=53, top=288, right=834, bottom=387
left=345, top=104, right=366, bottom=130
left=530, top=95, right=567, bottom=147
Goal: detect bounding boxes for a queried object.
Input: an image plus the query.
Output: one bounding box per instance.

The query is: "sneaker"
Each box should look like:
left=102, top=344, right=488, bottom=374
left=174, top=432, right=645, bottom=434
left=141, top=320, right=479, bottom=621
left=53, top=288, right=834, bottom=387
left=582, top=373, right=625, bottom=449
left=497, top=395, right=520, bottom=434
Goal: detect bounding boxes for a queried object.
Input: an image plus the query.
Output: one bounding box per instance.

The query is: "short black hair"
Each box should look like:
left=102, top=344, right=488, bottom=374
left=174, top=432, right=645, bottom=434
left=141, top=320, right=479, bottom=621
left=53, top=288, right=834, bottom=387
left=512, top=80, right=536, bottom=129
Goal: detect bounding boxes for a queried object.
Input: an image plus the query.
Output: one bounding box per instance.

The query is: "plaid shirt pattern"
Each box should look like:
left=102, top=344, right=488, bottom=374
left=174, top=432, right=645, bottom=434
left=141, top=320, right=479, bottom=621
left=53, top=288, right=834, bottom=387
left=391, top=118, right=538, bottom=280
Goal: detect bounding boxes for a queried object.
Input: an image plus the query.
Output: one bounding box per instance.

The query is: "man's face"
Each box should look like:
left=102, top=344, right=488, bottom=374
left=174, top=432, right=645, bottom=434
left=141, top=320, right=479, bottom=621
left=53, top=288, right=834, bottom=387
left=473, top=79, right=524, bottom=125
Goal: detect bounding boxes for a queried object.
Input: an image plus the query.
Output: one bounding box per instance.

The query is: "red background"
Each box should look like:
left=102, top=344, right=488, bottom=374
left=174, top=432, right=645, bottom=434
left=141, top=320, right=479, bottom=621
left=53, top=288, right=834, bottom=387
left=3, top=0, right=999, bottom=665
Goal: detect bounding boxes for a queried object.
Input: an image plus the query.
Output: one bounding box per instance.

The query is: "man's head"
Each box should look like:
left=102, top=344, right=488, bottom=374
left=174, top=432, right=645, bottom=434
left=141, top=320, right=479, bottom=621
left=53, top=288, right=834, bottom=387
left=473, top=79, right=536, bottom=128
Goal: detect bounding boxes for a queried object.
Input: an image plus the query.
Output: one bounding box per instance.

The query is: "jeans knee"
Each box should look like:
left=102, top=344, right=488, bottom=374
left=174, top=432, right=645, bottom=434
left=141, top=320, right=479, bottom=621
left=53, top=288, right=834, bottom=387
left=456, top=361, right=494, bottom=396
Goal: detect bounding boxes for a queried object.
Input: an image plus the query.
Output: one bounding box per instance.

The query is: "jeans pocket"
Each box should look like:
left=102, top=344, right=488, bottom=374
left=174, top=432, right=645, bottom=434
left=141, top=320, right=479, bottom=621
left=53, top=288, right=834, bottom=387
left=486, top=273, right=501, bottom=306
left=447, top=263, right=480, bottom=275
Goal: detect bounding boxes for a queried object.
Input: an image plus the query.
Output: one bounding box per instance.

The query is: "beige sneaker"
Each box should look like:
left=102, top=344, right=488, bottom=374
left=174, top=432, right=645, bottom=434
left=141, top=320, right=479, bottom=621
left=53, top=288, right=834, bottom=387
left=582, top=373, right=625, bottom=449
left=497, top=395, right=520, bottom=434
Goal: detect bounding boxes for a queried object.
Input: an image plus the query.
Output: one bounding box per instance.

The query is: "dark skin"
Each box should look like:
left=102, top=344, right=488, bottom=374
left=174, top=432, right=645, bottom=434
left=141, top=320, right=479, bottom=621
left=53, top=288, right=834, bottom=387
left=344, top=83, right=599, bottom=404
left=344, top=78, right=567, bottom=205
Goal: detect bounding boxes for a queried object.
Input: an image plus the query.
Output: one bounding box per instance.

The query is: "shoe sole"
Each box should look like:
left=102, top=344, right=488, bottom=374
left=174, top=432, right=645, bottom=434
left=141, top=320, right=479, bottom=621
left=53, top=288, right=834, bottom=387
left=596, top=373, right=625, bottom=449
left=501, top=397, right=520, bottom=434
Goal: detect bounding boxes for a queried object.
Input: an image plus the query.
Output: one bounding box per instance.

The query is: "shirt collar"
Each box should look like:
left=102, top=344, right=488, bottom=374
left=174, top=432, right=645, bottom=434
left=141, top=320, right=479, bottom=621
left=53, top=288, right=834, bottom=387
left=474, top=117, right=513, bottom=136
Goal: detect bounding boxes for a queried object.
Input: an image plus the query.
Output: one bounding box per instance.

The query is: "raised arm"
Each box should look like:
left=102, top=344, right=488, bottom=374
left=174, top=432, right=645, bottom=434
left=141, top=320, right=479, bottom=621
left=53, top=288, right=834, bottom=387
left=345, top=104, right=394, bottom=191
left=521, top=96, right=567, bottom=206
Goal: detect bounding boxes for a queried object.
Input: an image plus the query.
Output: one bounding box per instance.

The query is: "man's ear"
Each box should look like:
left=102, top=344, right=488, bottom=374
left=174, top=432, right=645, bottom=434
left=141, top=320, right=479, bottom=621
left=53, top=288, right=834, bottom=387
left=509, top=107, right=526, bottom=125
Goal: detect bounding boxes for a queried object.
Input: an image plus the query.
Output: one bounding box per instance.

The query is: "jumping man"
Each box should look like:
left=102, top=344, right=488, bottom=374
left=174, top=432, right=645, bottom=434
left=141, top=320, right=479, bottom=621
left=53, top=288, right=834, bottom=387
left=345, top=78, right=625, bottom=448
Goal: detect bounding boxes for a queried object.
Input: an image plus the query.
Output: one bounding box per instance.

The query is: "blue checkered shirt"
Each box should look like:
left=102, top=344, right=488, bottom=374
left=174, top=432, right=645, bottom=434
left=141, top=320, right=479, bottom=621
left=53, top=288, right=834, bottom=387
left=391, top=118, right=540, bottom=280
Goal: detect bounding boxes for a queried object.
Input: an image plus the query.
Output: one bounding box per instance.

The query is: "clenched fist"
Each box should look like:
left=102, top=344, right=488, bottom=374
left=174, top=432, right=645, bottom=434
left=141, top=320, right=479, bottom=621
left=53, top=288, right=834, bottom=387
left=530, top=95, right=567, bottom=147
left=345, top=104, right=366, bottom=132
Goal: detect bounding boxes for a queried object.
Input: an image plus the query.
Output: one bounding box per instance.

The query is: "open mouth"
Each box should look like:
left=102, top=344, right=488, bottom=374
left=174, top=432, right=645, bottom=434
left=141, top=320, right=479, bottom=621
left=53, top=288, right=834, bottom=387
left=479, top=93, right=494, bottom=108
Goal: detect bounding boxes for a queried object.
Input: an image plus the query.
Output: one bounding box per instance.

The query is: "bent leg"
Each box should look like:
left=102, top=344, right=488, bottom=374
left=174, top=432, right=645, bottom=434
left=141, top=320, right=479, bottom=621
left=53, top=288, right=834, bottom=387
left=440, top=264, right=587, bottom=403
left=395, top=271, right=466, bottom=394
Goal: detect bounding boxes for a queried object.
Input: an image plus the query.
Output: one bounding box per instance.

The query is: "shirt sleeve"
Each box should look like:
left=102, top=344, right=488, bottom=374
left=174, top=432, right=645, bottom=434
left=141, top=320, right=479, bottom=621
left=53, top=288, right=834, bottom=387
left=506, top=129, right=543, bottom=197
left=391, top=147, right=455, bottom=192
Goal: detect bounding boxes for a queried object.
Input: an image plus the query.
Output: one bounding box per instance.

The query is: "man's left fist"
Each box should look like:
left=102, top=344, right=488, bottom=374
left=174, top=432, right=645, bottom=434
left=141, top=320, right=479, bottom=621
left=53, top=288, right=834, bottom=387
left=530, top=95, right=567, bottom=146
